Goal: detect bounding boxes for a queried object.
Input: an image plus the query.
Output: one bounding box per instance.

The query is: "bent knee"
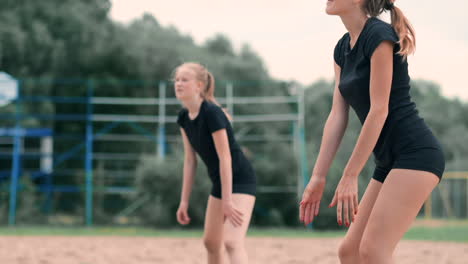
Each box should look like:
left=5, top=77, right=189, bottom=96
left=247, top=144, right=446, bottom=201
left=224, top=238, right=244, bottom=253
left=338, top=239, right=360, bottom=260
left=203, top=237, right=223, bottom=253
left=359, top=239, right=386, bottom=263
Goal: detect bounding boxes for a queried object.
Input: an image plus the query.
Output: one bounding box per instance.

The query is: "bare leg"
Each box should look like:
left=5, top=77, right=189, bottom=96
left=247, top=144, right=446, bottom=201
left=223, top=194, right=256, bottom=264
left=359, top=169, right=439, bottom=264
left=203, top=195, right=225, bottom=264
left=338, top=179, right=382, bottom=264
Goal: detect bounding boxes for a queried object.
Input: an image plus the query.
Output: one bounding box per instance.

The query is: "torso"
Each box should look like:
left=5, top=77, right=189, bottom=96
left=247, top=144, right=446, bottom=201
left=177, top=100, right=256, bottom=185
left=334, top=17, right=430, bottom=165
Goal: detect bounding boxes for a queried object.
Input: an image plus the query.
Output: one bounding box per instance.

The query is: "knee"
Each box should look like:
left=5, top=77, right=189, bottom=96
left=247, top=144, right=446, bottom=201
left=338, top=239, right=359, bottom=261
left=203, top=237, right=222, bottom=253
left=359, top=239, right=381, bottom=264
left=224, top=238, right=244, bottom=253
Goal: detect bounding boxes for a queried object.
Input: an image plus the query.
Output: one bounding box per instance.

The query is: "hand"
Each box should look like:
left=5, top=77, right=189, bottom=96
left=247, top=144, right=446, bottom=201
left=299, top=176, right=326, bottom=226
left=222, top=200, right=244, bottom=227
left=176, top=202, right=191, bottom=225
left=329, top=175, right=358, bottom=227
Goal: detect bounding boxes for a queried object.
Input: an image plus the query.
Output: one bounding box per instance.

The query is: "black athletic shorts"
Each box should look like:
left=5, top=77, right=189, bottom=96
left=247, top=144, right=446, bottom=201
left=373, top=118, right=445, bottom=183
left=210, top=182, right=256, bottom=199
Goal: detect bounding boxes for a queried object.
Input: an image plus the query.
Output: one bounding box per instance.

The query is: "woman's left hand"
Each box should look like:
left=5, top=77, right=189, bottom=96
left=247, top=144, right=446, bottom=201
left=222, top=200, right=244, bottom=227
left=329, top=174, right=359, bottom=227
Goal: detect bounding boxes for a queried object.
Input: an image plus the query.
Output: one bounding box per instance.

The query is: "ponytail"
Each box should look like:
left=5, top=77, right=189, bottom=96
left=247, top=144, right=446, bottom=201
left=204, top=72, right=217, bottom=104
left=389, top=5, right=416, bottom=59
left=204, top=71, right=232, bottom=121
left=364, top=0, right=416, bottom=59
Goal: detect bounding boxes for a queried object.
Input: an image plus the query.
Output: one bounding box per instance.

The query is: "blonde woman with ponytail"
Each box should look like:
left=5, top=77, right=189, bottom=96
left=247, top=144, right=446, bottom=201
left=174, top=62, right=256, bottom=263
left=300, top=1, right=444, bottom=263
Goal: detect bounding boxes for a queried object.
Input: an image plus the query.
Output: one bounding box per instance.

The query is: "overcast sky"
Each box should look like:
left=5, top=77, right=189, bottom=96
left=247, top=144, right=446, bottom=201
left=110, top=0, right=468, bottom=101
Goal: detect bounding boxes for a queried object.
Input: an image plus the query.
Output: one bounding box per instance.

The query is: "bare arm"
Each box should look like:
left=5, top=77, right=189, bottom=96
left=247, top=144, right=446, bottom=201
left=343, top=41, right=393, bottom=178
left=211, top=129, right=233, bottom=202
left=212, top=129, right=244, bottom=226
left=312, top=62, right=350, bottom=180
left=179, top=128, right=197, bottom=205
left=328, top=41, right=393, bottom=226
left=300, top=62, right=349, bottom=225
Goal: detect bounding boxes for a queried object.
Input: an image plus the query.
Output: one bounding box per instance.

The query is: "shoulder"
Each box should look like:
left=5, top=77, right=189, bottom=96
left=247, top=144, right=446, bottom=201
left=176, top=108, right=188, bottom=126
left=334, top=32, right=349, bottom=67
left=203, top=100, right=225, bottom=116
left=362, top=17, right=399, bottom=57
left=202, top=100, right=229, bottom=132
left=334, top=32, right=349, bottom=53
left=336, top=32, right=349, bottom=47
left=365, top=17, right=398, bottom=43
left=178, top=107, right=188, bottom=117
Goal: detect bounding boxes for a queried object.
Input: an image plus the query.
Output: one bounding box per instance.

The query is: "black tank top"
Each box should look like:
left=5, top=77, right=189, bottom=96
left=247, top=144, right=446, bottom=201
left=334, top=17, right=424, bottom=162
left=177, top=100, right=255, bottom=185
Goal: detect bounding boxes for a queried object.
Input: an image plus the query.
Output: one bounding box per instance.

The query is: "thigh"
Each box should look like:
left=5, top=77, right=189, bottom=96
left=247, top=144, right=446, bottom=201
left=223, top=194, right=256, bottom=241
left=361, top=169, right=439, bottom=253
left=203, top=195, right=225, bottom=242
left=341, top=179, right=383, bottom=246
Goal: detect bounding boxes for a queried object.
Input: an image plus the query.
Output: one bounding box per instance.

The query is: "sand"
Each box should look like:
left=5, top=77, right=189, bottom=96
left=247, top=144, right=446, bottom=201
left=0, top=236, right=466, bottom=264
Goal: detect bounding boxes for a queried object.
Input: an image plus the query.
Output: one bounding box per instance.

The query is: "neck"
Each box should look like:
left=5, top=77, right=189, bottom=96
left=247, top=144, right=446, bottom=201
left=340, top=12, right=369, bottom=42
left=182, top=97, right=204, bottom=114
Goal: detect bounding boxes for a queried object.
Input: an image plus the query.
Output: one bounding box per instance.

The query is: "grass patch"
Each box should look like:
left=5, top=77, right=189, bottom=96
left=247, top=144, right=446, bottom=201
left=0, top=226, right=343, bottom=238
left=404, top=225, right=468, bottom=242
left=0, top=221, right=466, bottom=243
left=0, top=227, right=202, bottom=237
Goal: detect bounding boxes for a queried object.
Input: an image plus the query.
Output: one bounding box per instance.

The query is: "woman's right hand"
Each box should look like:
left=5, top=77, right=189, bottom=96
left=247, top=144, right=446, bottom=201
left=299, top=176, right=326, bottom=226
left=176, top=202, right=191, bottom=225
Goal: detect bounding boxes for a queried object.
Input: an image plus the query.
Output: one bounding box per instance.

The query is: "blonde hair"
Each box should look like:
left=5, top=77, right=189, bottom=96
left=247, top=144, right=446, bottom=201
left=363, top=0, right=416, bottom=59
left=175, top=62, right=232, bottom=120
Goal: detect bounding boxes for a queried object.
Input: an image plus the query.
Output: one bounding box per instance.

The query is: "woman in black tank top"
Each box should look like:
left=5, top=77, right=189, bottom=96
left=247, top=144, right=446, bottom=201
left=174, top=62, right=256, bottom=263
left=299, top=1, right=444, bottom=263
